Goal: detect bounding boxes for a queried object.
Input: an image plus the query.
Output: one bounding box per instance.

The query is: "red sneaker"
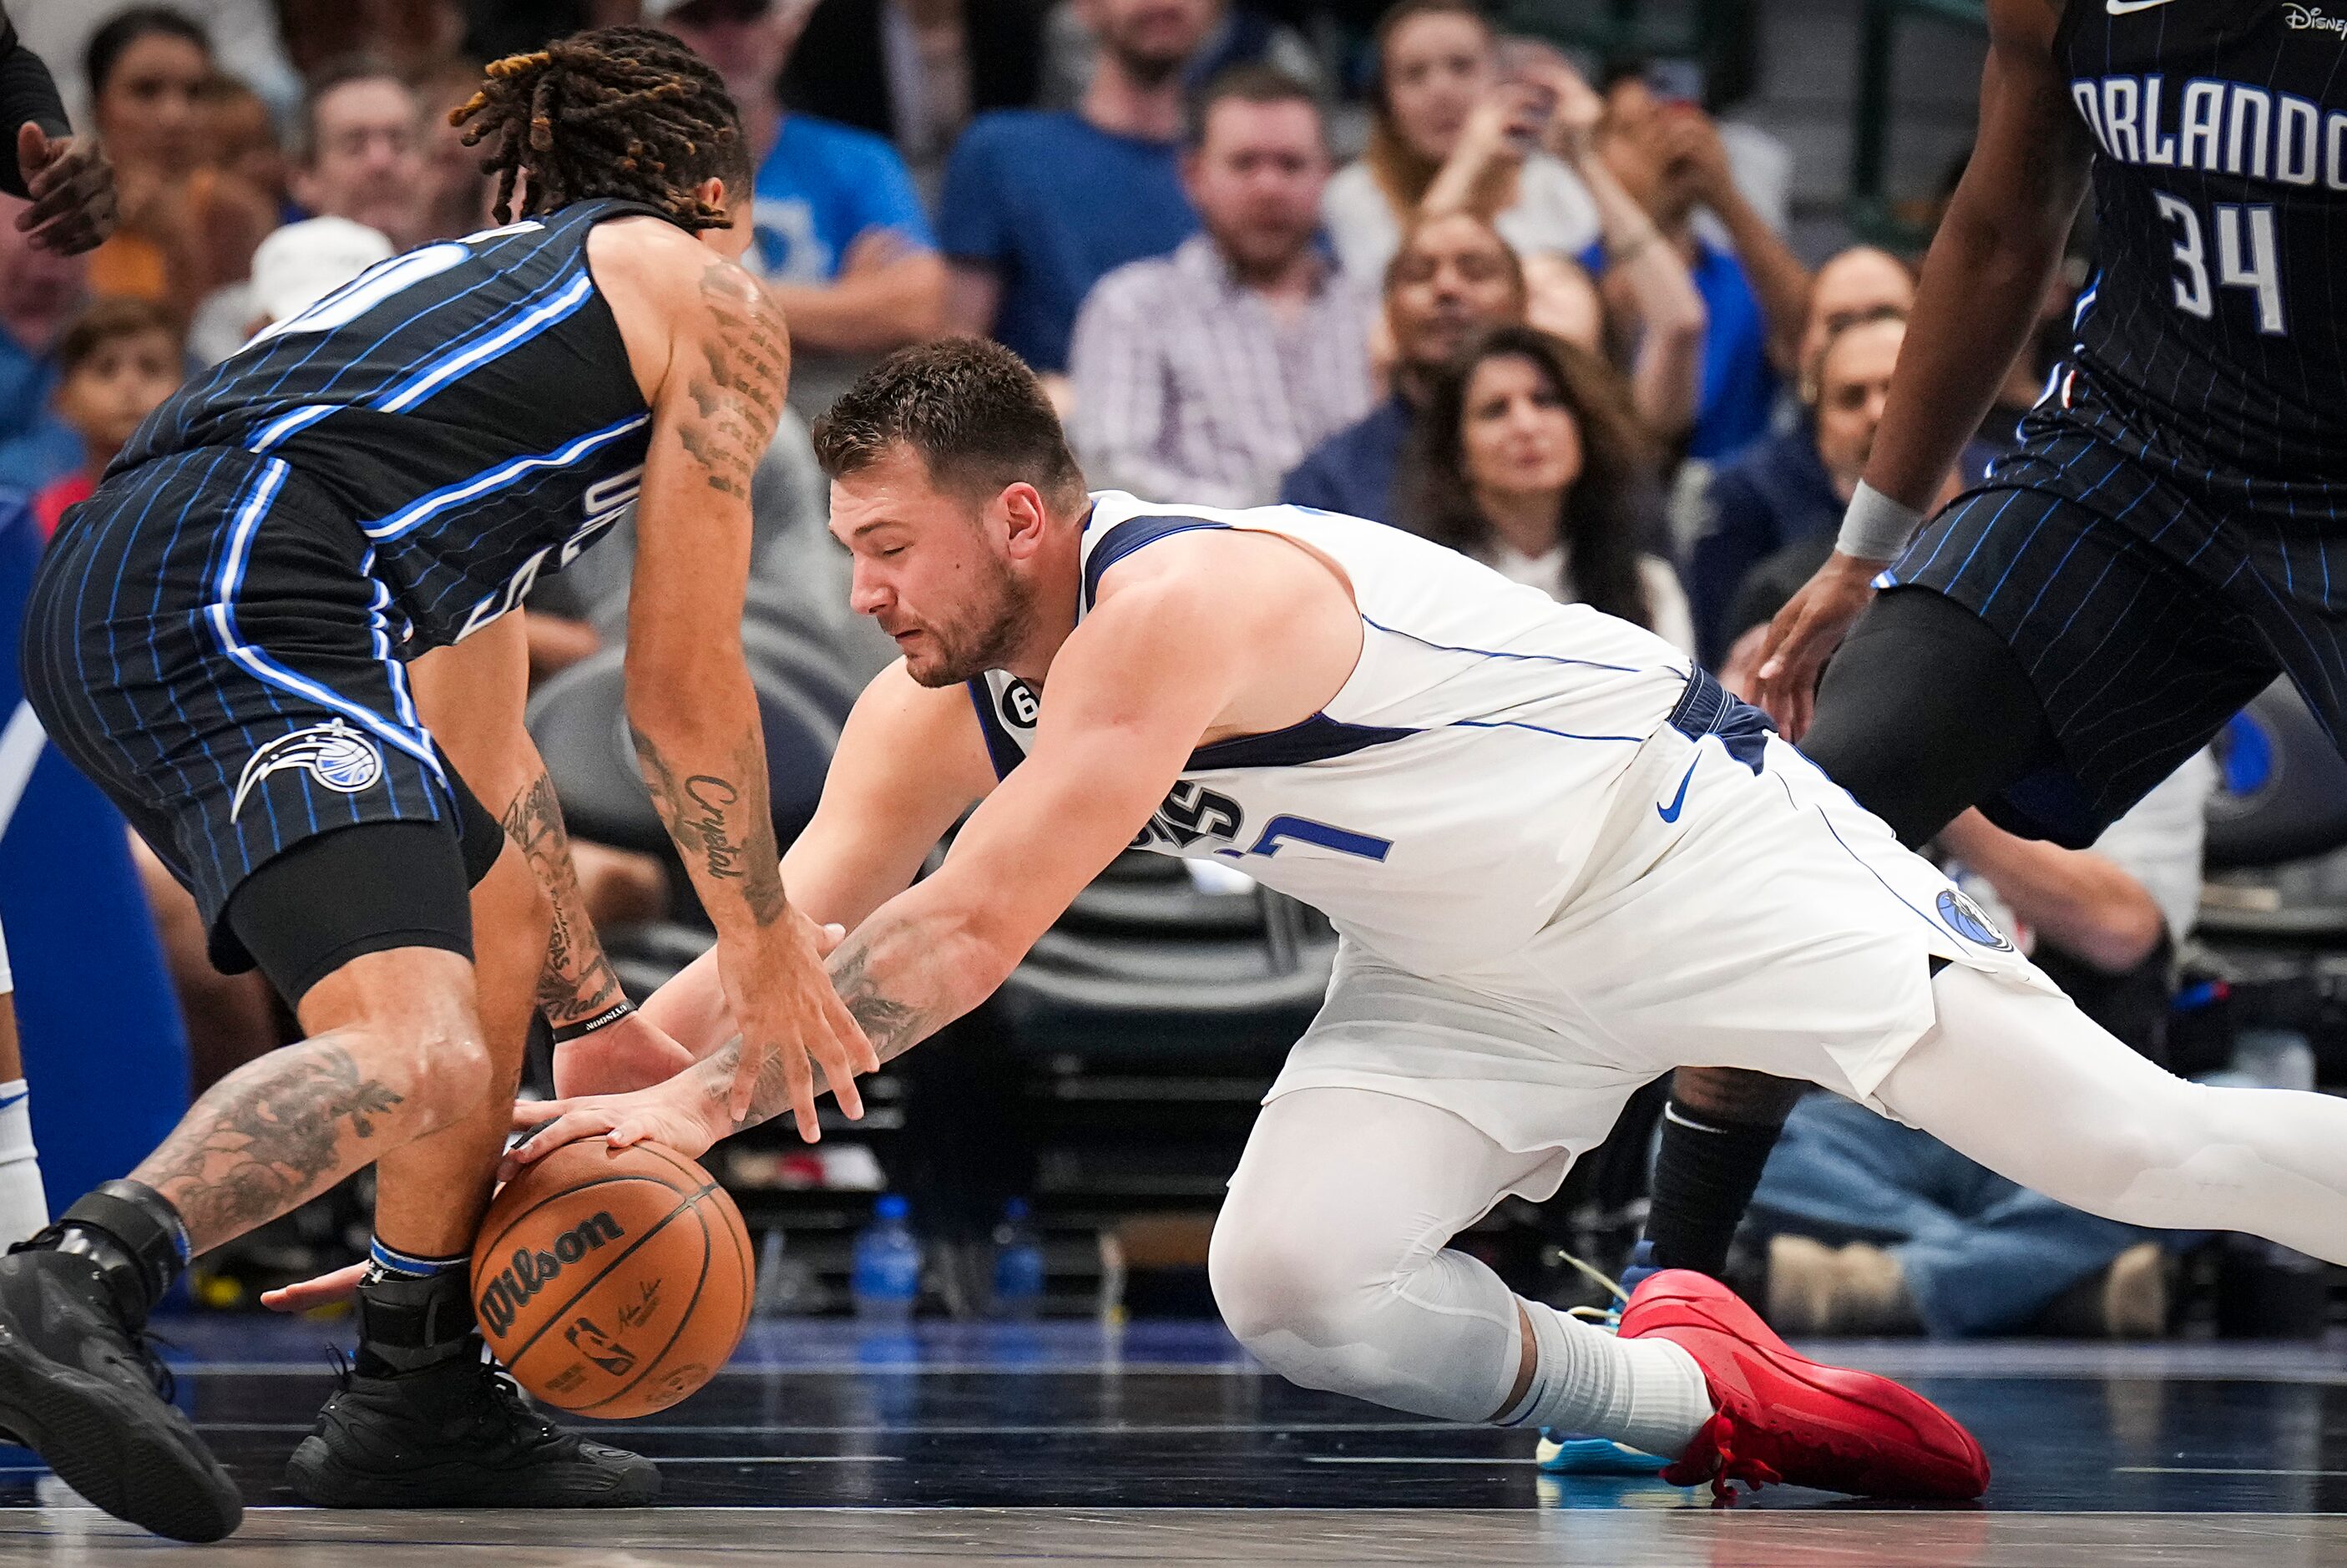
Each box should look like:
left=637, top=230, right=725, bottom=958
left=1618, top=1268, right=1989, bottom=1502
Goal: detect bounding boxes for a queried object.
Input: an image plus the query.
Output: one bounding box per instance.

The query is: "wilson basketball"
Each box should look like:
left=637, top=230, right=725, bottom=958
left=472, top=1139, right=753, bottom=1420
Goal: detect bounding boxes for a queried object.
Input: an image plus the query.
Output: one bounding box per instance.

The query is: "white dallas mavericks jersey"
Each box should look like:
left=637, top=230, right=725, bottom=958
left=968, top=493, right=1761, bottom=979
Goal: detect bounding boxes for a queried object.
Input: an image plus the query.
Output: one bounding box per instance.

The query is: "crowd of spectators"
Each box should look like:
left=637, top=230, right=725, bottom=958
left=0, top=0, right=1969, bottom=668
left=0, top=0, right=2242, bottom=1338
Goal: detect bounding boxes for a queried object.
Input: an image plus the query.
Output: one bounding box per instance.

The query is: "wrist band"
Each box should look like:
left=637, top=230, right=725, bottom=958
left=1837, top=479, right=1925, bottom=563
left=551, top=998, right=635, bottom=1044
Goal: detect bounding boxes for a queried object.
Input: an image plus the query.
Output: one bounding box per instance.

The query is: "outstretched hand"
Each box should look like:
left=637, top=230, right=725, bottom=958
left=16, top=124, right=116, bottom=255
left=502, top=1078, right=722, bottom=1183
left=1753, top=551, right=1881, bottom=739
left=719, top=914, right=868, bottom=1138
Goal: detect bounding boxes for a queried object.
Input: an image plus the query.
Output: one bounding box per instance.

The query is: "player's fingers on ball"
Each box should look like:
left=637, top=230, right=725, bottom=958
left=504, top=1108, right=610, bottom=1171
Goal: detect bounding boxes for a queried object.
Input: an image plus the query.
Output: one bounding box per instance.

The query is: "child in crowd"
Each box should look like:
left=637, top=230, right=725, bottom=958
left=33, top=297, right=183, bottom=539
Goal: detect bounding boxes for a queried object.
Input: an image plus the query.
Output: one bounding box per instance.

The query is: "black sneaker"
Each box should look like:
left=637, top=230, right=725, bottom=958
left=0, top=1249, right=241, bottom=1542
left=286, top=1345, right=660, bottom=1508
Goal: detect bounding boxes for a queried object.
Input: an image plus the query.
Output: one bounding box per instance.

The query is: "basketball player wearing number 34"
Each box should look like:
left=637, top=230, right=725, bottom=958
left=516, top=338, right=2347, bottom=1501
left=0, top=29, right=873, bottom=1543
left=1640, top=0, right=2347, bottom=1304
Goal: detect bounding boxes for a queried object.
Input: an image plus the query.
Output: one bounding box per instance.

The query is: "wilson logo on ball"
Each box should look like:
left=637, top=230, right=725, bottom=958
left=478, top=1211, right=625, bottom=1337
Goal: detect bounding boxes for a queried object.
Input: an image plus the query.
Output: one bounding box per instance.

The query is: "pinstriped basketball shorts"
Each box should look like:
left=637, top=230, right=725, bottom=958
left=22, top=447, right=483, bottom=969
left=1880, top=365, right=2347, bottom=847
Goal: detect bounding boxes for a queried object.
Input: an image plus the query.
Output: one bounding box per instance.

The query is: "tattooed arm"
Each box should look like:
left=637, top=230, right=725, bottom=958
left=589, top=221, right=877, bottom=1136
left=640, top=659, right=999, bottom=1060
left=499, top=769, right=625, bottom=1025
left=509, top=562, right=1255, bottom=1163
left=407, top=609, right=694, bottom=1095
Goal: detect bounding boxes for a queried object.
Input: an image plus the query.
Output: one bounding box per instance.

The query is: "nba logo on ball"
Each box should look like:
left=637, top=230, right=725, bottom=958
left=472, top=1141, right=754, bottom=1419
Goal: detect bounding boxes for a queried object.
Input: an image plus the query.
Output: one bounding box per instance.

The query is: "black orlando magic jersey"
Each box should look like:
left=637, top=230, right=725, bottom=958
left=116, top=196, right=667, bottom=649
left=2058, top=0, right=2347, bottom=479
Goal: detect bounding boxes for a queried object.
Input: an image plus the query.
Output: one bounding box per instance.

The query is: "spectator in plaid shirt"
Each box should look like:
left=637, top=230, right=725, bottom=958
left=1065, top=67, right=1373, bottom=508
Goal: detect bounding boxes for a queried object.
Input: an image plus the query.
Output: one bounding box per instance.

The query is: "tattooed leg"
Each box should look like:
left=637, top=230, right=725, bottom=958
left=129, top=943, right=496, bottom=1257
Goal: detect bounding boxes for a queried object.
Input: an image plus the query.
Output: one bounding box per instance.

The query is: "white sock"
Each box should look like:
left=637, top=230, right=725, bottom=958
left=0, top=1081, right=49, bottom=1247
left=1498, top=1298, right=1712, bottom=1458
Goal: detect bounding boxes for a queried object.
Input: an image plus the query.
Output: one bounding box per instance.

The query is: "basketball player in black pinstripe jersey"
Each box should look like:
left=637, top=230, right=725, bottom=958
left=0, top=29, right=874, bottom=1541
left=1631, top=0, right=2347, bottom=1297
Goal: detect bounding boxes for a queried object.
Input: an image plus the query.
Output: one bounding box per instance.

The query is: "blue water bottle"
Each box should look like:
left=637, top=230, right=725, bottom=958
left=991, top=1199, right=1046, bottom=1320
left=851, top=1194, right=923, bottom=1322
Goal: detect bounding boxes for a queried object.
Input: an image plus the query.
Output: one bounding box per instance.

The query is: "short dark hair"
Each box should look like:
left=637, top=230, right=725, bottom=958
left=1183, top=63, right=1322, bottom=150
left=87, top=6, right=210, bottom=101
left=812, top=338, right=1086, bottom=508
left=54, top=296, right=181, bottom=379
left=452, top=26, right=752, bottom=232
left=296, top=55, right=415, bottom=166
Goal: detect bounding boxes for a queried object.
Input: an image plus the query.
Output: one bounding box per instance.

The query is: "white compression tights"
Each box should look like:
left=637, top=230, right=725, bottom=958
left=1208, top=1088, right=1712, bottom=1454
left=1877, top=964, right=2347, bottom=1264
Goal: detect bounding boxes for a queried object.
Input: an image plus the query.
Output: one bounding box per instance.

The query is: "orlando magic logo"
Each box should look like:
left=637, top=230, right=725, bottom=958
left=1935, top=888, right=2016, bottom=953
left=230, top=720, right=385, bottom=822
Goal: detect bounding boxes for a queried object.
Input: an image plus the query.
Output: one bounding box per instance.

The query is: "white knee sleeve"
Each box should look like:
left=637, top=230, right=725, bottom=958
left=1208, top=1210, right=1522, bottom=1424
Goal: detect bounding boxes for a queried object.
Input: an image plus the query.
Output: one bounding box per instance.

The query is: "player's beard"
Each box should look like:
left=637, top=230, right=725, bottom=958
left=901, top=554, right=1035, bottom=688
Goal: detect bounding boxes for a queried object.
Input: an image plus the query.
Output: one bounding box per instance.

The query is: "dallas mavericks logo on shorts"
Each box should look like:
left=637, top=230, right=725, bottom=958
left=1935, top=888, right=2016, bottom=953
left=230, top=719, right=386, bottom=822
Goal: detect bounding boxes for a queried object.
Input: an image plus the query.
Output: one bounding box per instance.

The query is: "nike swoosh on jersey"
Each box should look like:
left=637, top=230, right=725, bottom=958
left=2105, top=0, right=2179, bottom=13
left=1657, top=757, right=1699, bottom=823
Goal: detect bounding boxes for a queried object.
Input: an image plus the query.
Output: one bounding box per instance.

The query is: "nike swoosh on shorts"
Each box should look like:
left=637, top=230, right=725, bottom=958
left=1657, top=757, right=1699, bottom=823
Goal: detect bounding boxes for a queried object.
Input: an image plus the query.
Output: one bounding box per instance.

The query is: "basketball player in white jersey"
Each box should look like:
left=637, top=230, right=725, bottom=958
left=515, top=339, right=2347, bottom=1500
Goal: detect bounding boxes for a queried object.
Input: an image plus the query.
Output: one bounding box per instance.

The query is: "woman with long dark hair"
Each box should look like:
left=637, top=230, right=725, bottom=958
left=1408, top=323, right=1694, bottom=650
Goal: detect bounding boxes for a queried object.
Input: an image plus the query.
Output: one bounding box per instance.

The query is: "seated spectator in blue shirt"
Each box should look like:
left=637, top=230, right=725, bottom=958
left=0, top=203, right=85, bottom=490
left=1280, top=211, right=1524, bottom=524
left=937, top=0, right=1211, bottom=374
left=652, top=0, right=943, bottom=356
left=1591, top=70, right=1812, bottom=463
left=1687, top=306, right=1905, bottom=663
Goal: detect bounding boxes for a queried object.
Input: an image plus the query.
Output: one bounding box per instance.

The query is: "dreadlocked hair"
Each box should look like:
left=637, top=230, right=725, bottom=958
left=452, top=26, right=749, bottom=232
